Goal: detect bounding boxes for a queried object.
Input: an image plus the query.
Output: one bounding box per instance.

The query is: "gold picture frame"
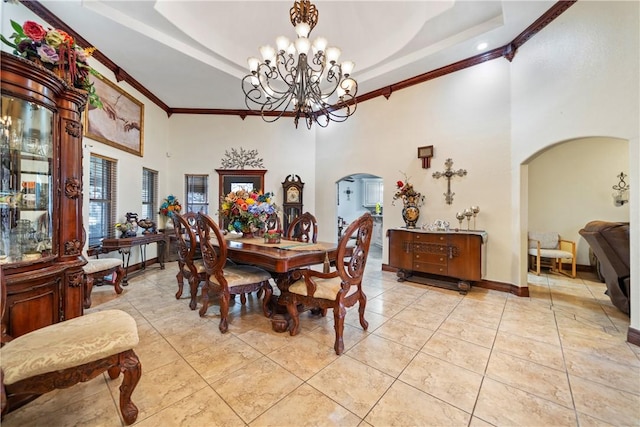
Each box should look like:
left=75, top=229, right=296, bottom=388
left=84, top=74, right=144, bottom=157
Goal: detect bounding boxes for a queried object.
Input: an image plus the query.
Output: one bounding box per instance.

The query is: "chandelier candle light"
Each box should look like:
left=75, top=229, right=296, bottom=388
left=242, top=0, right=358, bottom=129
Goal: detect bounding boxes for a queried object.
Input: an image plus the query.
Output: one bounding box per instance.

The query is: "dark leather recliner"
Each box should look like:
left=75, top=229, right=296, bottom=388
left=579, top=221, right=630, bottom=314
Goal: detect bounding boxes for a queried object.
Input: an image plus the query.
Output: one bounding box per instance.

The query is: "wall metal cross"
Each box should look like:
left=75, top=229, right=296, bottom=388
left=432, top=158, right=467, bottom=205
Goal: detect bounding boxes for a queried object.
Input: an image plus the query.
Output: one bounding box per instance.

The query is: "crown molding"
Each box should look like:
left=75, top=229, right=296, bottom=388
left=23, top=0, right=576, bottom=118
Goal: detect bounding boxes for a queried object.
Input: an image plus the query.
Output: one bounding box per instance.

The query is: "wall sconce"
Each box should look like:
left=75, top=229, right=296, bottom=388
left=612, top=172, right=629, bottom=206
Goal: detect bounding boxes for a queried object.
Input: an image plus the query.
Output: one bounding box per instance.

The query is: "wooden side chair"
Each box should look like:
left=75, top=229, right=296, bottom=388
left=195, top=213, right=273, bottom=333
left=528, top=231, right=577, bottom=278
left=279, top=212, right=373, bottom=355
left=286, top=212, right=318, bottom=243
left=83, top=256, right=124, bottom=309
left=173, top=212, right=207, bottom=310
left=0, top=270, right=142, bottom=425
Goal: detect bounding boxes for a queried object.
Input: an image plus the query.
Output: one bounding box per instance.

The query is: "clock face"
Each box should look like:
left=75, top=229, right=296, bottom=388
left=286, top=187, right=300, bottom=203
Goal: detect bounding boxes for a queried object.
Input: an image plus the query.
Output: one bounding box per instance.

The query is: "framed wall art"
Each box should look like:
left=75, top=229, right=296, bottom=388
left=84, top=74, right=144, bottom=157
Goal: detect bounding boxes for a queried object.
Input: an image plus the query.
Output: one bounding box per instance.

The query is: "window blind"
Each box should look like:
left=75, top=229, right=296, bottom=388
left=185, top=174, right=208, bottom=214
left=88, top=154, right=117, bottom=247
left=142, top=168, right=158, bottom=220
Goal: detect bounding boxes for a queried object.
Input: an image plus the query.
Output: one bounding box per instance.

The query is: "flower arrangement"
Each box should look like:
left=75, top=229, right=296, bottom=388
left=115, top=222, right=136, bottom=237
left=1, top=20, right=102, bottom=108
left=159, top=195, right=182, bottom=218
left=392, top=174, right=424, bottom=206
left=220, top=189, right=278, bottom=234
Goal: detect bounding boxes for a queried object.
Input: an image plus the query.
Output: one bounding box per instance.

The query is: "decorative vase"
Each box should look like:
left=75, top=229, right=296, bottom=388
left=402, top=202, right=420, bottom=229
left=239, top=224, right=254, bottom=238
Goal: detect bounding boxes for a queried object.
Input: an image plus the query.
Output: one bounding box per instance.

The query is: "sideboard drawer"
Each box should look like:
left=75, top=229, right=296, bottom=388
left=414, top=262, right=447, bottom=275
left=414, top=233, right=447, bottom=243
left=413, top=252, right=447, bottom=265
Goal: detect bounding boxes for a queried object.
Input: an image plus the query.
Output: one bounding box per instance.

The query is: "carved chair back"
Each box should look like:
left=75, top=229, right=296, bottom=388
left=336, top=212, right=374, bottom=288
left=264, top=213, right=281, bottom=233
left=173, top=212, right=199, bottom=266
left=286, top=211, right=318, bottom=243
left=172, top=212, right=206, bottom=309
left=195, top=213, right=228, bottom=281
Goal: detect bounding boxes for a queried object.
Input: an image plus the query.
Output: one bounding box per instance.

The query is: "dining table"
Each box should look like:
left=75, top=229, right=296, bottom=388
left=221, top=236, right=340, bottom=289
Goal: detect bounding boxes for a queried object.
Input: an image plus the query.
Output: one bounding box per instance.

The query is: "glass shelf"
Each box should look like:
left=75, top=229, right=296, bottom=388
left=1, top=95, right=54, bottom=263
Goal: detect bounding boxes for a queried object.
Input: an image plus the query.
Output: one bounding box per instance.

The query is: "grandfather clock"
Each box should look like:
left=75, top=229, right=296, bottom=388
left=282, top=174, right=304, bottom=232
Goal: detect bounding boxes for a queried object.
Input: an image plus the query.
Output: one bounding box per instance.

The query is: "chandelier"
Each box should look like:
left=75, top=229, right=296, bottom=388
left=241, top=0, right=358, bottom=129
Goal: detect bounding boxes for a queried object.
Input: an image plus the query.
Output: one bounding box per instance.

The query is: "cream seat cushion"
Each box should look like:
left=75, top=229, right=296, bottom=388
left=209, top=265, right=271, bottom=287
left=288, top=276, right=357, bottom=300
left=83, top=258, right=122, bottom=274
left=0, top=309, right=138, bottom=385
left=193, top=259, right=206, bottom=274
left=528, top=248, right=573, bottom=260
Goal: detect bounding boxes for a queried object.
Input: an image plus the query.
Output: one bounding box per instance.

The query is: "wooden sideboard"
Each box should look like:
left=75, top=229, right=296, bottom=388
left=388, top=228, right=487, bottom=294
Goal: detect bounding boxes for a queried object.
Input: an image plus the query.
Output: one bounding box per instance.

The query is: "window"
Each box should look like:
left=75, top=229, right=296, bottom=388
left=141, top=168, right=158, bottom=220
left=185, top=174, right=208, bottom=214
left=88, top=154, right=117, bottom=247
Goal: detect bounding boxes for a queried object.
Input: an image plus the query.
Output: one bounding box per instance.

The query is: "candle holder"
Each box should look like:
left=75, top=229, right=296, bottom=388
left=471, top=206, right=480, bottom=230
left=456, top=212, right=465, bottom=229
left=464, top=209, right=472, bottom=231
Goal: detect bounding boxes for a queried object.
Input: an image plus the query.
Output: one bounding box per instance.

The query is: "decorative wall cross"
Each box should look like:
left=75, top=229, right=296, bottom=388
left=432, top=158, right=467, bottom=205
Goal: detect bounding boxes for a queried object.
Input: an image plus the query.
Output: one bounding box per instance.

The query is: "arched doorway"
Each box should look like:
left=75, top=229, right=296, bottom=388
left=336, top=173, right=383, bottom=263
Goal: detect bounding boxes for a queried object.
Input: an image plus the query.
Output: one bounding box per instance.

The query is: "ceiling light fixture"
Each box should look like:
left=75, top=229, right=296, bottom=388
left=241, top=0, right=358, bottom=129
left=476, top=42, right=488, bottom=51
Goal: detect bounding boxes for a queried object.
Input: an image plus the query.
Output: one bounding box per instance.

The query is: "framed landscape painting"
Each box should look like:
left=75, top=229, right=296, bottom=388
left=84, top=74, right=144, bottom=156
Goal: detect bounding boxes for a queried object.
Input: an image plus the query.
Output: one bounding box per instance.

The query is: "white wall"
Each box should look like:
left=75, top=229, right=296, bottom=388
left=316, top=59, right=513, bottom=284
left=512, top=1, right=639, bottom=328
left=166, top=114, right=316, bottom=219
left=528, top=137, right=630, bottom=265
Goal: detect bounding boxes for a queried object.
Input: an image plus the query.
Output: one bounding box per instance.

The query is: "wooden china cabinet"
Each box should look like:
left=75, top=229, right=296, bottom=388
left=1, top=52, right=87, bottom=338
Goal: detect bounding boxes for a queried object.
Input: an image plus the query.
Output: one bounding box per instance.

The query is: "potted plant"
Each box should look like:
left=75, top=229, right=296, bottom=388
left=263, top=230, right=282, bottom=244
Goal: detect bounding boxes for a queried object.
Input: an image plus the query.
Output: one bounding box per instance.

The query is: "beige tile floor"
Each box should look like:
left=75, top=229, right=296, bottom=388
left=3, top=249, right=639, bottom=427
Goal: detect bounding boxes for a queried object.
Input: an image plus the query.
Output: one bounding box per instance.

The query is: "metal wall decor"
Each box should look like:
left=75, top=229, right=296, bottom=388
left=220, top=147, right=264, bottom=169
left=432, top=158, right=467, bottom=205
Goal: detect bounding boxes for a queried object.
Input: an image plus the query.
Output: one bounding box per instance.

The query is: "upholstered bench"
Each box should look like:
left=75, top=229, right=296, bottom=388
left=1, top=309, right=141, bottom=425
left=83, top=258, right=125, bottom=309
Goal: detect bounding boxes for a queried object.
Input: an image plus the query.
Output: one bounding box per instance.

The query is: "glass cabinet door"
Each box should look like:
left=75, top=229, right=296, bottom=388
left=1, top=95, right=54, bottom=264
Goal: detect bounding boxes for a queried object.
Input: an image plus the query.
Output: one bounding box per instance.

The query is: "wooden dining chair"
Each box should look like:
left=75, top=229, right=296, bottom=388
left=279, top=212, right=373, bottom=355
left=286, top=212, right=318, bottom=243
left=173, top=212, right=207, bottom=310
left=264, top=213, right=281, bottom=233
left=195, top=213, right=273, bottom=333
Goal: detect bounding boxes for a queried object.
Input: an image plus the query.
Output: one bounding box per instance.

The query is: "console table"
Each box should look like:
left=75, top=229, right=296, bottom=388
left=388, top=228, right=487, bottom=294
left=101, top=233, right=166, bottom=285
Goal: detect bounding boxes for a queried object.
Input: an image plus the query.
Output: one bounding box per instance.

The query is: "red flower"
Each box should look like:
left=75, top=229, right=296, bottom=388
left=396, top=180, right=404, bottom=188
left=22, top=21, right=46, bottom=42
left=56, top=29, right=74, bottom=46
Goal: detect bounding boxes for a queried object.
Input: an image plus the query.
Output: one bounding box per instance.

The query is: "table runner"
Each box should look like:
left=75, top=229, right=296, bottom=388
left=229, top=237, right=330, bottom=251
